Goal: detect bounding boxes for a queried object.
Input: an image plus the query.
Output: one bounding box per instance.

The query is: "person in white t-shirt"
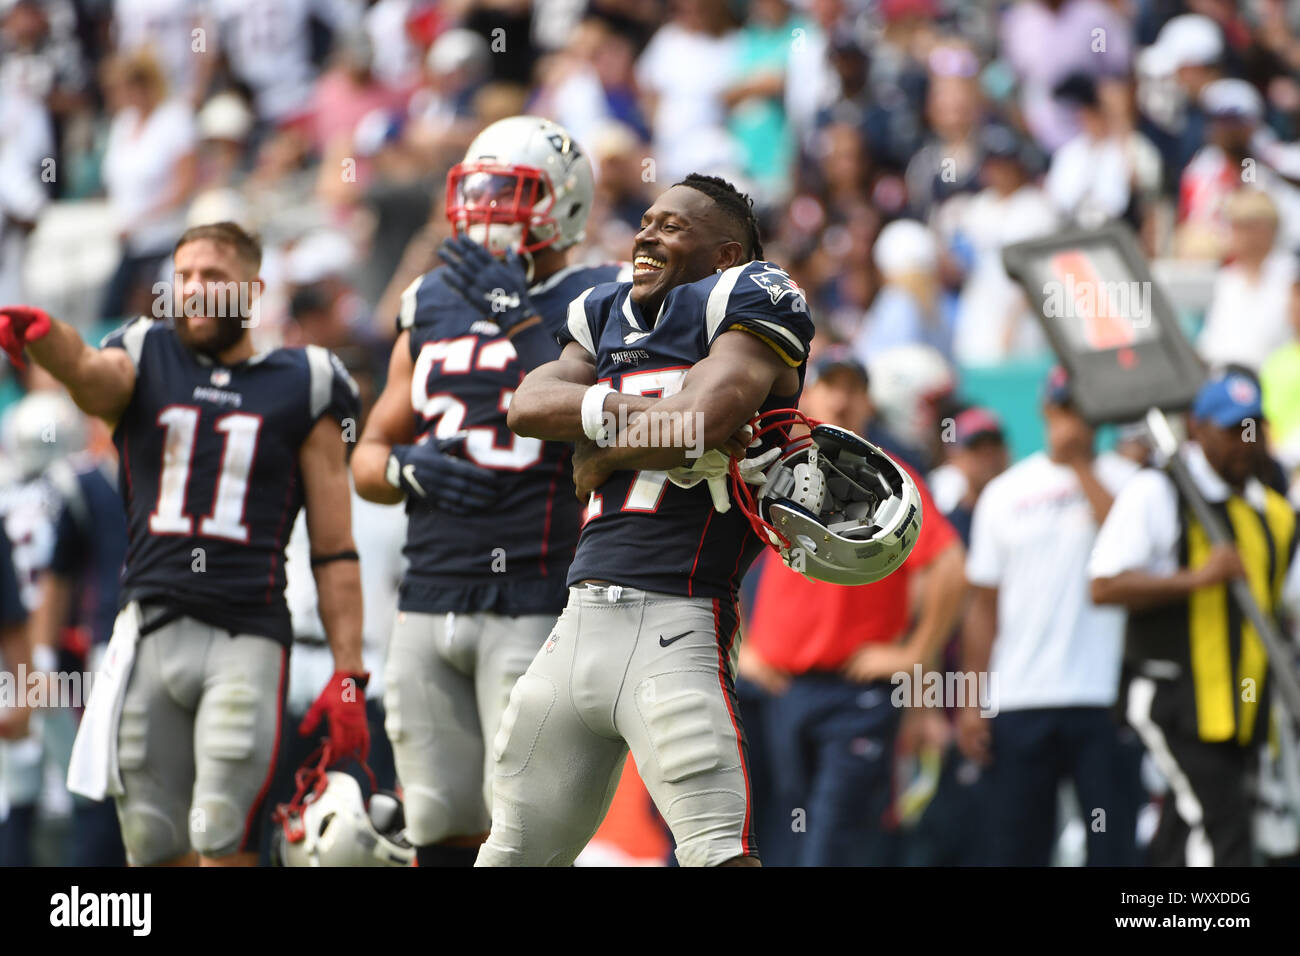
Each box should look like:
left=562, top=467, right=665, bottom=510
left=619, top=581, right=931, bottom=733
left=1197, top=189, right=1297, bottom=372
left=99, top=51, right=198, bottom=319
left=961, top=367, right=1141, bottom=865
left=634, top=0, right=739, bottom=185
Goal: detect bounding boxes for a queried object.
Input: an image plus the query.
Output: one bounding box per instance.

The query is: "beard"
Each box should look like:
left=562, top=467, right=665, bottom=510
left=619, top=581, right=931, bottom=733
left=174, top=312, right=247, bottom=358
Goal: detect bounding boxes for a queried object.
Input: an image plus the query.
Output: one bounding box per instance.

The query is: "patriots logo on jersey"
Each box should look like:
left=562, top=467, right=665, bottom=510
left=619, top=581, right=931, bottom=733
left=748, top=265, right=804, bottom=307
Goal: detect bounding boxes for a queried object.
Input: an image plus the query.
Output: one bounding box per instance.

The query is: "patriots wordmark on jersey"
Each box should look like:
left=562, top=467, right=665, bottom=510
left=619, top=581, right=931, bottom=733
left=396, top=260, right=629, bottom=616
left=560, top=260, right=815, bottom=600
left=100, top=317, right=360, bottom=645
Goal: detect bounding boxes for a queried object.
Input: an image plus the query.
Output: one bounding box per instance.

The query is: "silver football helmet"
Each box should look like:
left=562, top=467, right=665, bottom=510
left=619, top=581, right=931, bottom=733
left=1, top=391, right=88, bottom=482
left=734, top=410, right=922, bottom=586
left=445, top=115, right=594, bottom=256
left=272, top=750, right=414, bottom=868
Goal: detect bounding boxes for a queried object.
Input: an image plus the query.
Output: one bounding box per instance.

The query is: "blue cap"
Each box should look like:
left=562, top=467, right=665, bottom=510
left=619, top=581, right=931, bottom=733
left=1191, top=371, right=1263, bottom=427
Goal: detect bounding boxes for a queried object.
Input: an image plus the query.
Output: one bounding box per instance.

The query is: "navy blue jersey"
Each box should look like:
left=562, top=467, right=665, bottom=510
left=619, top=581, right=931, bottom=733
left=102, top=318, right=360, bottom=646
left=559, top=260, right=814, bottom=601
left=46, top=454, right=128, bottom=647
left=397, top=261, right=629, bottom=615
left=0, top=522, right=24, bottom=630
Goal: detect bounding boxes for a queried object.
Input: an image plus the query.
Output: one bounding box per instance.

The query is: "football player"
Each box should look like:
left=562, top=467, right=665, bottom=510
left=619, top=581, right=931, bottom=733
left=351, top=116, right=628, bottom=867
left=0, top=221, right=367, bottom=867
left=478, top=173, right=815, bottom=867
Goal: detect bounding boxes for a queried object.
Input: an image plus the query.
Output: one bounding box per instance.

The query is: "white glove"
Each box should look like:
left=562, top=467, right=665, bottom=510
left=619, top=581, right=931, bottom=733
left=666, top=446, right=782, bottom=514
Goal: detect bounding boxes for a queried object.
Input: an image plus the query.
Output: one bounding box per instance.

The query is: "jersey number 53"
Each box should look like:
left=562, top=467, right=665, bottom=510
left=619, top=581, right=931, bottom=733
left=411, top=336, right=543, bottom=471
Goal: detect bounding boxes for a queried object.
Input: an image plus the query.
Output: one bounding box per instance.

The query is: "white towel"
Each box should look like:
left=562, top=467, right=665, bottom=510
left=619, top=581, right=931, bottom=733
left=67, top=602, right=141, bottom=800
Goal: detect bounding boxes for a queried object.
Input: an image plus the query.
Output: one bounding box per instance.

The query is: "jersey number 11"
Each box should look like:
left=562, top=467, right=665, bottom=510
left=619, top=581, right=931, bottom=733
left=148, top=405, right=261, bottom=542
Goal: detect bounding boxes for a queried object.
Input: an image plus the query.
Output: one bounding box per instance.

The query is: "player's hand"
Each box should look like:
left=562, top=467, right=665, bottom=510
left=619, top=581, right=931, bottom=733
left=299, top=671, right=370, bottom=763
left=737, top=642, right=790, bottom=695
left=955, top=705, right=991, bottom=767
left=572, top=437, right=612, bottom=502
left=1194, top=544, right=1247, bottom=588
left=438, top=236, right=538, bottom=335
left=0, top=305, right=52, bottom=370
left=841, top=640, right=921, bottom=683
left=387, top=436, right=499, bottom=513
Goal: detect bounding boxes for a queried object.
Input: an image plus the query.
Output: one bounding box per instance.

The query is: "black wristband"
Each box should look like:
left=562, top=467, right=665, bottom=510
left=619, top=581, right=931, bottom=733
left=311, top=550, right=359, bottom=568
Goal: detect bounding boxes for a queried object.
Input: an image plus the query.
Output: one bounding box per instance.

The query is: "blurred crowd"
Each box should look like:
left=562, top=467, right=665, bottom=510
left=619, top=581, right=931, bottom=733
left=4, top=0, right=1300, bottom=866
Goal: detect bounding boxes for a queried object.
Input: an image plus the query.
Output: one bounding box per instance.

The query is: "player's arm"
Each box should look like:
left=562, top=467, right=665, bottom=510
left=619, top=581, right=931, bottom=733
left=0, top=308, right=135, bottom=423
left=352, top=329, right=499, bottom=512
left=300, top=416, right=364, bottom=675
left=508, top=340, right=658, bottom=442
left=596, top=330, right=794, bottom=472
left=353, top=331, right=418, bottom=505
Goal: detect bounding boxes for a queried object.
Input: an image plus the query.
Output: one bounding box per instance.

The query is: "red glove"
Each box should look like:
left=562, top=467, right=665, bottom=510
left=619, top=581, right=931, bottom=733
left=0, top=306, right=51, bottom=370
left=299, top=671, right=370, bottom=763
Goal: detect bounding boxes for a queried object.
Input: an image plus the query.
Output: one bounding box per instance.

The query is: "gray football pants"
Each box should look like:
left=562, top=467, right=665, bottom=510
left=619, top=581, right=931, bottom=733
left=476, top=584, right=757, bottom=867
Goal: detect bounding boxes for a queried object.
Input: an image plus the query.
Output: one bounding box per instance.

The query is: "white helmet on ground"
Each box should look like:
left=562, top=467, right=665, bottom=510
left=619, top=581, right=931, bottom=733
left=273, top=751, right=414, bottom=867
left=2, top=391, right=87, bottom=482
left=733, top=410, right=923, bottom=586
left=446, top=115, right=594, bottom=256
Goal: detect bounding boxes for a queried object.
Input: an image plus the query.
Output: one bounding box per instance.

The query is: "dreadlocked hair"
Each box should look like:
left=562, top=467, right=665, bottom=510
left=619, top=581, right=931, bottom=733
left=676, top=173, right=764, bottom=262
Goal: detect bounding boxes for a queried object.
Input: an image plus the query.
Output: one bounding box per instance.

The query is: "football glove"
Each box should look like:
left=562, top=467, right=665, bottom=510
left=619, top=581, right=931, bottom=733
left=299, top=671, right=371, bottom=763
left=438, top=236, right=539, bottom=335
left=0, top=306, right=52, bottom=370
left=666, top=446, right=782, bottom=514
left=387, top=435, right=500, bottom=513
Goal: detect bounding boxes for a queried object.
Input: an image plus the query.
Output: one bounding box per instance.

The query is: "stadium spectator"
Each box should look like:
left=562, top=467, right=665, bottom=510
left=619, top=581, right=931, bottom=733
left=405, top=27, right=490, bottom=165
left=99, top=51, right=198, bottom=320
left=1000, top=0, right=1134, bottom=152
left=853, top=218, right=952, bottom=363
left=961, top=367, right=1142, bottom=865
left=0, top=0, right=86, bottom=122
left=111, top=0, right=211, bottom=106
left=928, top=406, right=1010, bottom=544
left=309, top=30, right=405, bottom=157
left=904, top=40, right=985, bottom=222
left=948, top=123, right=1057, bottom=367
left=530, top=13, right=649, bottom=151
left=1047, top=72, right=1162, bottom=231
left=740, top=349, right=966, bottom=866
left=1197, top=189, right=1297, bottom=371
left=634, top=0, right=739, bottom=185
left=1260, top=278, right=1300, bottom=479
left=212, top=0, right=362, bottom=129
left=863, top=343, right=957, bottom=471
left=721, top=0, right=803, bottom=203
left=1137, top=13, right=1224, bottom=187
left=1090, top=370, right=1300, bottom=866
left=0, top=87, right=53, bottom=308
left=1177, top=78, right=1300, bottom=258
